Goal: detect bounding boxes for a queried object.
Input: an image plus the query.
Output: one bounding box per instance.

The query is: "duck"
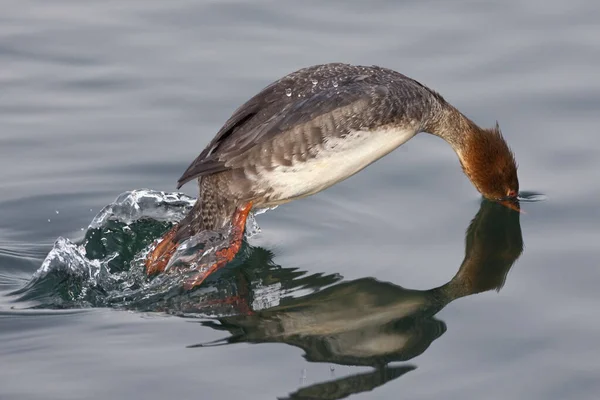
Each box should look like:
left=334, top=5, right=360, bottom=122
left=145, top=63, right=519, bottom=289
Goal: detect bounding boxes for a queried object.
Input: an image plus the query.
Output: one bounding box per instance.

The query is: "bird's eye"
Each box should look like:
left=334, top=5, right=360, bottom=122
left=507, top=189, right=517, bottom=198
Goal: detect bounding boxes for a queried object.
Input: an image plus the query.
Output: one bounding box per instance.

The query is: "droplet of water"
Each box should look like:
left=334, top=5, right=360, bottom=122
left=55, top=210, right=59, bottom=214
left=285, top=88, right=292, bottom=97
left=244, top=212, right=261, bottom=238
left=47, top=219, right=51, bottom=223
left=90, top=208, right=93, bottom=212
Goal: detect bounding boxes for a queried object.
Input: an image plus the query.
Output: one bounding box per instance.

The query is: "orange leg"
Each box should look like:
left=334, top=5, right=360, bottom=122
left=145, top=224, right=179, bottom=275
left=182, top=202, right=253, bottom=290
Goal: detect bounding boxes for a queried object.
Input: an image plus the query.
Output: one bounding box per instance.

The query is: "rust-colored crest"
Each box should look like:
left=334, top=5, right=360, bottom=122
left=459, top=123, right=519, bottom=201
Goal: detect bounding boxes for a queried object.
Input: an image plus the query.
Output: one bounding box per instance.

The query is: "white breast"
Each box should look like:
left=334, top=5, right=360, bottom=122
left=258, top=126, right=418, bottom=202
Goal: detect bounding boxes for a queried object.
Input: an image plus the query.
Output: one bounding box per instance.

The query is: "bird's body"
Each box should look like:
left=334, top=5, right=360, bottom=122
left=146, top=63, right=520, bottom=287
left=175, top=64, right=450, bottom=231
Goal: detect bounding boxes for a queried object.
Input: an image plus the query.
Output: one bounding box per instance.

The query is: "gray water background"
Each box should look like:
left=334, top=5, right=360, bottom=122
left=1, top=1, right=599, bottom=399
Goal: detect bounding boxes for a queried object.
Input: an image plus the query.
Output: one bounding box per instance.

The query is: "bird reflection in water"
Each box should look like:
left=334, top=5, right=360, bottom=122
left=184, top=199, right=522, bottom=399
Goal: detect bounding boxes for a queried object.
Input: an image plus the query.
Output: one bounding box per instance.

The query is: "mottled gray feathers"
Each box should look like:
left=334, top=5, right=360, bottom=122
left=177, top=63, right=445, bottom=189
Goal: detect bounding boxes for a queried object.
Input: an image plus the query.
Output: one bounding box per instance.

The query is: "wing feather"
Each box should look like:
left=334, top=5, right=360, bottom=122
left=176, top=63, right=438, bottom=188
left=177, top=84, right=388, bottom=188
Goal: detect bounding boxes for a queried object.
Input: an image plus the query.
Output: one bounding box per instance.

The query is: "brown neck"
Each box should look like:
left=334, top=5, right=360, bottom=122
left=423, top=103, right=481, bottom=155
left=421, top=102, right=518, bottom=200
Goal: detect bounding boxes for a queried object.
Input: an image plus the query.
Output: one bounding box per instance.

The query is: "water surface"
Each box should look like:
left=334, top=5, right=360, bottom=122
left=1, top=1, right=599, bottom=399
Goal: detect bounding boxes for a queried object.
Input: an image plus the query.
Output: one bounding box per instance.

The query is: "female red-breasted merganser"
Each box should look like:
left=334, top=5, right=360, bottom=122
left=146, top=63, right=519, bottom=288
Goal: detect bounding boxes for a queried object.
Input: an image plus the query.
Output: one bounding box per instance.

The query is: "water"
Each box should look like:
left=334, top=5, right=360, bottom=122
left=1, top=1, right=599, bottom=399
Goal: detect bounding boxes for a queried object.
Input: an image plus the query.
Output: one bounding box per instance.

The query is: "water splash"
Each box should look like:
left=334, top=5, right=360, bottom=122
left=518, top=191, right=548, bottom=202
left=89, top=189, right=195, bottom=229
left=10, top=190, right=266, bottom=313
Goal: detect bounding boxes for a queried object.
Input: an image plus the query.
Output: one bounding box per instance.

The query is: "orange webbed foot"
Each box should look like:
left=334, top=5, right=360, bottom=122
left=145, top=224, right=179, bottom=275
left=183, top=202, right=253, bottom=290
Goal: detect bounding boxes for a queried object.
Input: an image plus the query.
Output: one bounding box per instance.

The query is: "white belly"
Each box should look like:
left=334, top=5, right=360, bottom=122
left=259, top=126, right=417, bottom=202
